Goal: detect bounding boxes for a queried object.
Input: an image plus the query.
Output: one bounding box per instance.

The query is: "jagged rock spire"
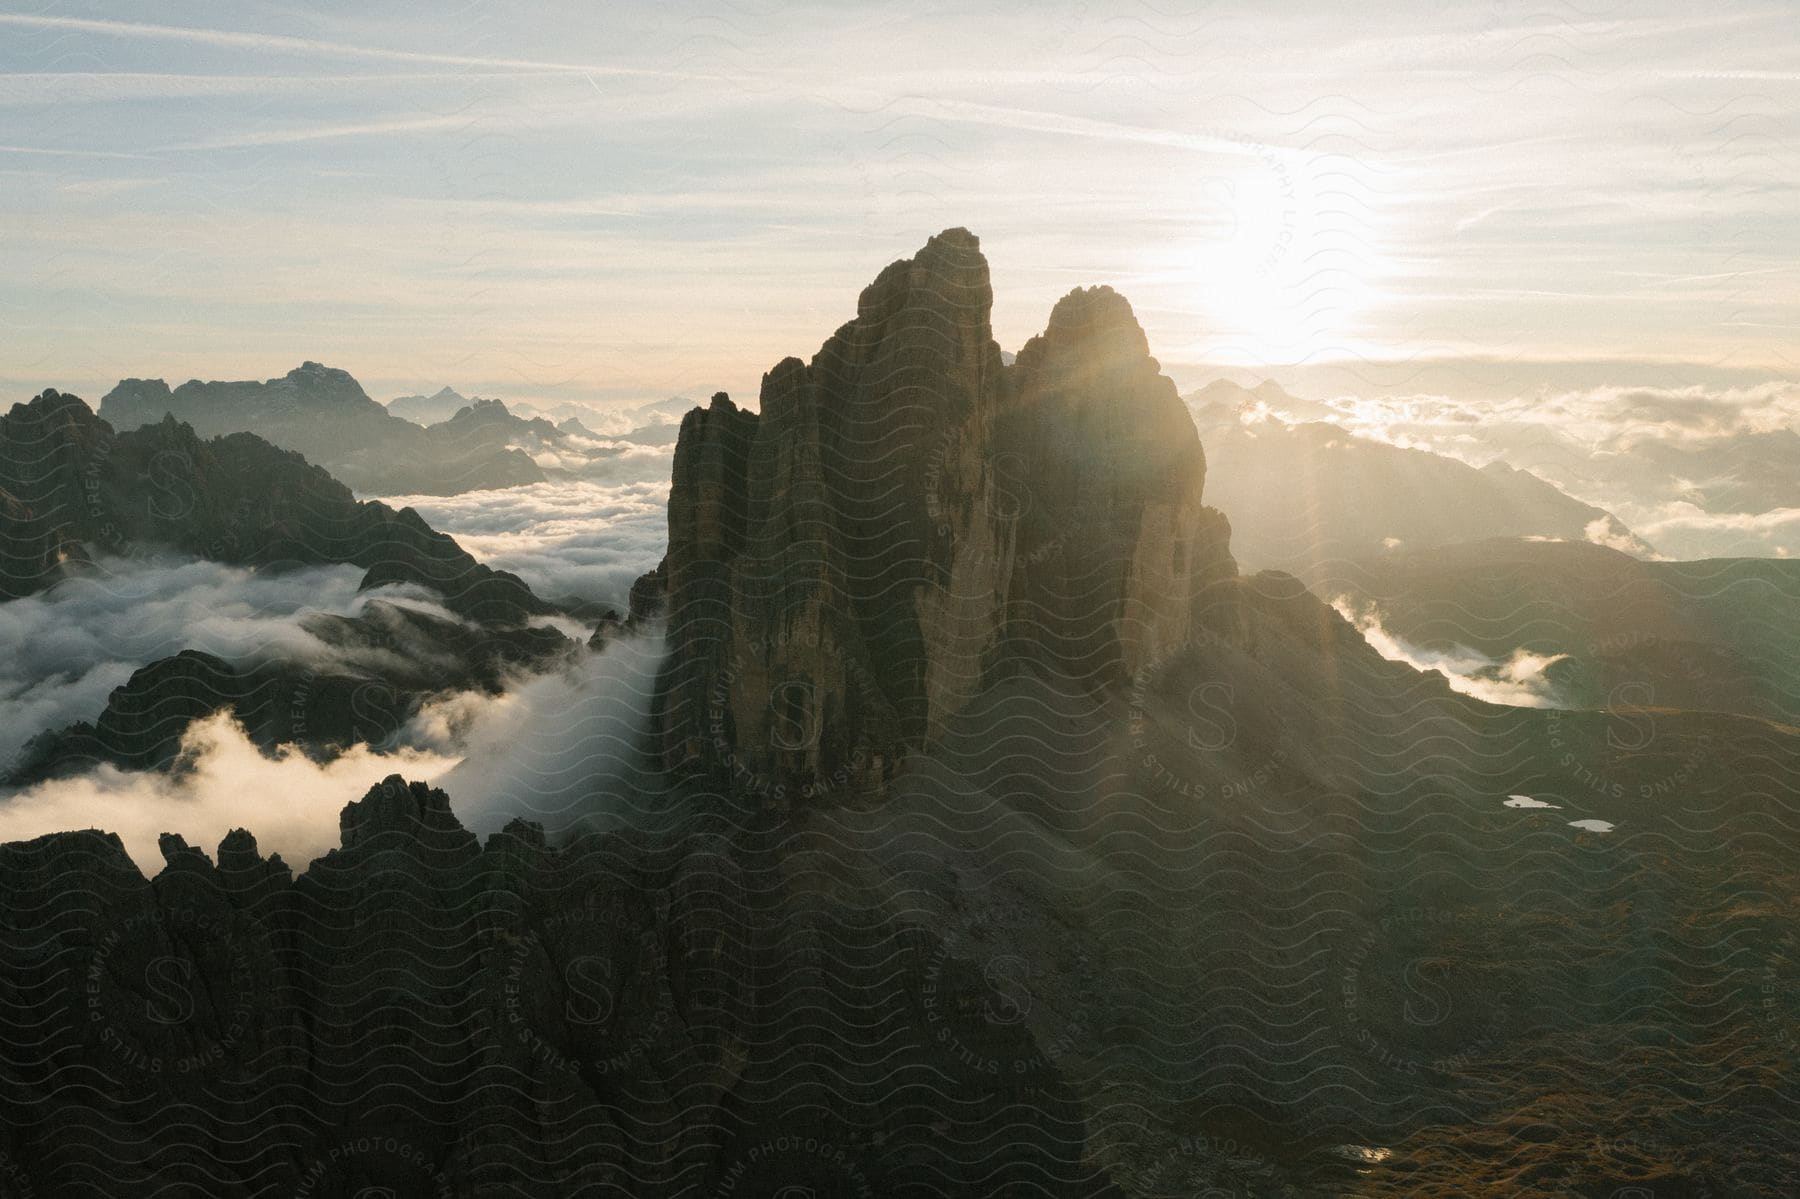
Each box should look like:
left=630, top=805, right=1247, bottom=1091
left=650, top=229, right=1236, bottom=804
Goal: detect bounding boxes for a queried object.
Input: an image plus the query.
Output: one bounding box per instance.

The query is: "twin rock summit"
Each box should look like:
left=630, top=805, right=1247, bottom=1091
left=651, top=226, right=1254, bottom=801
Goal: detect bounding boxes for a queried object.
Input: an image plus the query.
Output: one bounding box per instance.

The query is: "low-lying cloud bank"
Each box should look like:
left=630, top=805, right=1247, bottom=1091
left=1333, top=598, right=1569, bottom=708
left=0, top=632, right=668, bottom=877
left=0, top=712, right=459, bottom=876
left=381, top=477, right=670, bottom=607
left=410, top=629, right=667, bottom=837
left=0, top=556, right=435, bottom=769
left=0, top=534, right=670, bottom=876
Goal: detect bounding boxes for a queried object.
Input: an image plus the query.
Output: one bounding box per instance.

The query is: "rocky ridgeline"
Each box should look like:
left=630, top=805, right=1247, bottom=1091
left=649, top=229, right=1237, bottom=802
left=0, top=777, right=1104, bottom=1196
left=100, top=362, right=547, bottom=496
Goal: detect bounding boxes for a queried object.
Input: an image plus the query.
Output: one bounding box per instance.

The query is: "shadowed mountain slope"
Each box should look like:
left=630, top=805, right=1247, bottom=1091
left=1323, top=535, right=1800, bottom=726
left=1186, top=380, right=1652, bottom=582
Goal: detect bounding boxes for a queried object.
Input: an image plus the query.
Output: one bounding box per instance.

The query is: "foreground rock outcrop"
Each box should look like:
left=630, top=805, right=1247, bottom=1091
left=650, top=230, right=1237, bottom=802
left=0, top=777, right=1105, bottom=1196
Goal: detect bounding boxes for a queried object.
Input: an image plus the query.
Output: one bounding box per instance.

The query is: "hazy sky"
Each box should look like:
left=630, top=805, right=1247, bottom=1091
left=2, top=0, right=1795, bottom=406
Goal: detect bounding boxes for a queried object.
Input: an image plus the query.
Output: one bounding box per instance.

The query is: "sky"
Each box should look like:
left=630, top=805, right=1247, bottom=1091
left=1, top=0, right=1796, bottom=408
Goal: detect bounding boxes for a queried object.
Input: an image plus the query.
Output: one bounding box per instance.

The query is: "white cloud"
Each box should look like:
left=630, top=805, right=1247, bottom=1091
left=1248, top=380, right=1800, bottom=560
left=0, top=630, right=668, bottom=877
left=1584, top=516, right=1653, bottom=556
left=0, top=710, right=458, bottom=876
left=0, top=557, right=397, bottom=769
left=1333, top=598, right=1570, bottom=708
left=382, top=478, right=669, bottom=605
left=0, top=13, right=685, bottom=78
left=1631, top=503, right=1800, bottom=560
left=409, top=631, right=668, bottom=839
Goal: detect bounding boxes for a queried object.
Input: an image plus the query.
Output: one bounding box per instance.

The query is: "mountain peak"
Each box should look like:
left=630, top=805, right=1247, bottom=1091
left=649, top=231, right=1235, bottom=804
left=281, top=361, right=370, bottom=400
left=17, top=388, right=101, bottom=424
left=337, top=776, right=477, bottom=856
left=1045, top=283, right=1144, bottom=339
left=1015, top=284, right=1155, bottom=381
left=854, top=227, right=993, bottom=327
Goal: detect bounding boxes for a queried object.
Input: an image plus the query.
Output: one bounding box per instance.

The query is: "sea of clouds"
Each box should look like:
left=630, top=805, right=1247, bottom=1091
left=380, top=475, right=670, bottom=607
left=0, top=612, right=666, bottom=877
left=0, top=556, right=405, bottom=769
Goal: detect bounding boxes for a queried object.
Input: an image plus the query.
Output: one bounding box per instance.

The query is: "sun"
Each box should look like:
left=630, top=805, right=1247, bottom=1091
left=1190, top=150, right=1388, bottom=363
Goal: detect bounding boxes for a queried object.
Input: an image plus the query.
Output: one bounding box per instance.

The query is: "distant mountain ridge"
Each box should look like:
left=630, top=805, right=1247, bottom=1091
left=1185, top=378, right=1653, bottom=581
left=100, top=363, right=546, bottom=495
left=386, top=384, right=481, bottom=425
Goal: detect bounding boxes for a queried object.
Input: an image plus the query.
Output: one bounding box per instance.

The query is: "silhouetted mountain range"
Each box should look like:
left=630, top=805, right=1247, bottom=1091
left=1, top=231, right=1795, bottom=1195
left=101, top=364, right=549, bottom=495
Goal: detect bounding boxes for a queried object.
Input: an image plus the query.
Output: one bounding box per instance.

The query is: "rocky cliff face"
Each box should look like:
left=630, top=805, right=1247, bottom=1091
left=651, top=229, right=1236, bottom=801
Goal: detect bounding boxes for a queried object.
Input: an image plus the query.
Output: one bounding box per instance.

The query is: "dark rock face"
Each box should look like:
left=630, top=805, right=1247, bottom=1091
left=997, top=285, right=1237, bottom=683
left=650, top=230, right=1236, bottom=801
left=100, top=364, right=547, bottom=496
left=0, top=390, right=110, bottom=596
left=0, top=777, right=1103, bottom=1197
left=588, top=561, right=668, bottom=651
left=0, top=483, right=85, bottom=600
